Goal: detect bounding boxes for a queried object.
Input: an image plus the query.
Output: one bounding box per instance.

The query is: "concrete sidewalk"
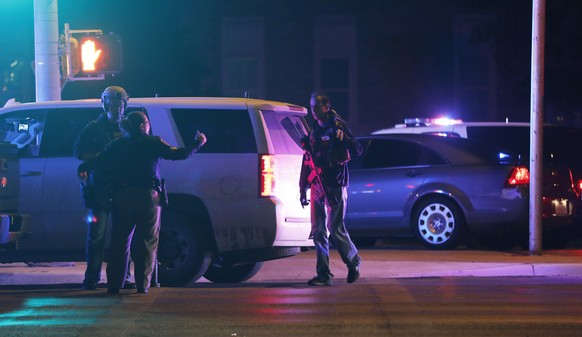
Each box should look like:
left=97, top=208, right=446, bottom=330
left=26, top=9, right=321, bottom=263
left=2, top=248, right=582, bottom=286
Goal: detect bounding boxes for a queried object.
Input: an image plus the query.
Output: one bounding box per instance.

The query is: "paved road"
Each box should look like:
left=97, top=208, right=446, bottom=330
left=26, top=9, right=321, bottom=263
left=1, top=276, right=582, bottom=336
left=2, top=249, right=582, bottom=336
left=2, top=248, right=582, bottom=286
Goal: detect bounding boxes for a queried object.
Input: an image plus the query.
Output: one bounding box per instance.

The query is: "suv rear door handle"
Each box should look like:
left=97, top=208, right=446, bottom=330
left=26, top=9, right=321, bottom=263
left=406, top=170, right=424, bottom=178
left=21, top=171, right=43, bottom=177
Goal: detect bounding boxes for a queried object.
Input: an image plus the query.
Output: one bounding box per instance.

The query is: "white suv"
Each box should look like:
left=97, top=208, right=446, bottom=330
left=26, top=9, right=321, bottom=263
left=0, top=97, right=312, bottom=285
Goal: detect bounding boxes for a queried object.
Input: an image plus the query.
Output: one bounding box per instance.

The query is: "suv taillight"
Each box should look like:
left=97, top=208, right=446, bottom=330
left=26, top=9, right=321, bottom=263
left=260, top=154, right=276, bottom=197
left=507, top=166, right=530, bottom=186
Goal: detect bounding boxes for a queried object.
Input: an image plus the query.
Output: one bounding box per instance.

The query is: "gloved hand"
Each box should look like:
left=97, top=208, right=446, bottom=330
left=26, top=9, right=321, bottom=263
left=335, top=128, right=345, bottom=141
left=78, top=163, right=88, bottom=180
left=193, top=130, right=207, bottom=148
left=300, top=135, right=310, bottom=150
left=300, top=190, right=309, bottom=208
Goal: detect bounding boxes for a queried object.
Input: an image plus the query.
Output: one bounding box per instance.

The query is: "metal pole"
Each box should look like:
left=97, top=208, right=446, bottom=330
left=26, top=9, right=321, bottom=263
left=529, top=0, right=545, bottom=255
left=33, top=0, right=61, bottom=102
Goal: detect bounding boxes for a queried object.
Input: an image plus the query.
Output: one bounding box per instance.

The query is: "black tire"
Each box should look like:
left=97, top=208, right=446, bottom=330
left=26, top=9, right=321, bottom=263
left=157, top=211, right=210, bottom=287
left=203, top=261, right=263, bottom=283
left=412, top=197, right=464, bottom=250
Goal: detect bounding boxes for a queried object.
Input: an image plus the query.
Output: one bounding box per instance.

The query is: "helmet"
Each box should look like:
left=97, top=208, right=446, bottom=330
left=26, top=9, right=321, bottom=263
left=101, top=86, right=129, bottom=112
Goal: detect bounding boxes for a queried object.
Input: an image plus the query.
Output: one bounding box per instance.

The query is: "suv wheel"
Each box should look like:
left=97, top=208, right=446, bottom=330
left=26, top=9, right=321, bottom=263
left=203, top=261, right=263, bottom=283
left=157, top=210, right=210, bottom=286
left=412, top=197, right=464, bottom=250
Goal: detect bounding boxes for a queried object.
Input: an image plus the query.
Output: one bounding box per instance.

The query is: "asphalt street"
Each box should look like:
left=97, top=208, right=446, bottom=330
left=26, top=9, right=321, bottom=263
left=3, top=247, right=582, bottom=336
left=2, top=247, right=582, bottom=286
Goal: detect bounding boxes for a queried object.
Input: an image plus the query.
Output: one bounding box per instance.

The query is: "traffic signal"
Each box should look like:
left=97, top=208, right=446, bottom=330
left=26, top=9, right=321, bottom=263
left=77, top=33, right=123, bottom=75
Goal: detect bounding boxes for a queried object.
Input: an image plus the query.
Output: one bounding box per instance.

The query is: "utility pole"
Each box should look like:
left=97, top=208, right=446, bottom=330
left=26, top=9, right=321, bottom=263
left=530, top=0, right=545, bottom=255
left=34, top=0, right=60, bottom=102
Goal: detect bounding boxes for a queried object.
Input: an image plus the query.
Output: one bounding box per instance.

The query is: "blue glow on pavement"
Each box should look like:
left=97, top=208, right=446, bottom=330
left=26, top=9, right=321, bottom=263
left=0, top=297, right=114, bottom=327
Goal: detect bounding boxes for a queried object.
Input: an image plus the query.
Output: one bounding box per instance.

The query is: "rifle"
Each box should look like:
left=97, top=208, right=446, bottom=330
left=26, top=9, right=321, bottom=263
left=300, top=135, right=340, bottom=208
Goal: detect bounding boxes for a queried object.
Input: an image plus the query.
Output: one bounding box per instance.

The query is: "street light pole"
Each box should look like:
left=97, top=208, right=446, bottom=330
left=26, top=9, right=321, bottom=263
left=530, top=0, right=545, bottom=255
left=33, top=0, right=60, bottom=102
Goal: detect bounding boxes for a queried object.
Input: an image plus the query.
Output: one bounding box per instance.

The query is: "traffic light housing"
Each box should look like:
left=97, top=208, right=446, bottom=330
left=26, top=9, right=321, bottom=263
left=76, top=33, right=123, bottom=76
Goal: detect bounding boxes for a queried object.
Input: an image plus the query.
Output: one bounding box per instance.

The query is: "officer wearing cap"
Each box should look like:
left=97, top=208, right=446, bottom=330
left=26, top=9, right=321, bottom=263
left=78, top=111, right=207, bottom=294
left=73, top=86, right=134, bottom=290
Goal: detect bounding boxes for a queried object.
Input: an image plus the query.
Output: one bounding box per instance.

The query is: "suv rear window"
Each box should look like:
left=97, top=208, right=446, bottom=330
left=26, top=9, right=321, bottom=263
left=171, top=108, right=257, bottom=154
left=262, top=111, right=307, bottom=154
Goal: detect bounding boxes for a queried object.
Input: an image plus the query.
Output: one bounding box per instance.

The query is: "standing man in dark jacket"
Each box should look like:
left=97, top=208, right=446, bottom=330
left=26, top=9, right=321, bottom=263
left=78, top=111, right=207, bottom=294
left=299, top=92, right=362, bottom=286
left=73, top=86, right=133, bottom=290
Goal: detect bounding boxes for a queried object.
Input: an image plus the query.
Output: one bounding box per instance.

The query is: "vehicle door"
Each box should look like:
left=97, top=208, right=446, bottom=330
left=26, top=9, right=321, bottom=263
left=347, top=138, right=432, bottom=234
left=40, top=108, right=102, bottom=251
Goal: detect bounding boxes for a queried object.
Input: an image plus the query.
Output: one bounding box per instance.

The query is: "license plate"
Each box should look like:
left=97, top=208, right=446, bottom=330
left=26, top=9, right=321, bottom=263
left=552, top=199, right=570, bottom=216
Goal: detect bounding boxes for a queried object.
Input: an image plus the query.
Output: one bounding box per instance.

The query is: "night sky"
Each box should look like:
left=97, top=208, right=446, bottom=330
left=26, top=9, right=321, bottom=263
left=2, top=1, right=582, bottom=132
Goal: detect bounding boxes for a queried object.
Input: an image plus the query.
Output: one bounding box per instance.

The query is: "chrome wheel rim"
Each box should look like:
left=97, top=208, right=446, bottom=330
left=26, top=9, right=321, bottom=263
left=418, top=203, right=455, bottom=245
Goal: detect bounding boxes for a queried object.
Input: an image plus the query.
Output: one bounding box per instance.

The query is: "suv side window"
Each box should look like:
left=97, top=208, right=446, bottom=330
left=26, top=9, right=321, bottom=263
left=0, top=109, right=47, bottom=157
left=171, top=108, right=257, bottom=153
left=40, top=108, right=102, bottom=157
left=363, top=139, right=444, bottom=169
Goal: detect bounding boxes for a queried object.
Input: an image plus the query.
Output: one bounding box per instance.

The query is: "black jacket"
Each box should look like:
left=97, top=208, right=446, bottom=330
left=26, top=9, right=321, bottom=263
left=73, top=114, right=122, bottom=187
left=78, top=134, right=201, bottom=189
left=299, top=111, right=362, bottom=192
left=74, top=114, right=122, bottom=161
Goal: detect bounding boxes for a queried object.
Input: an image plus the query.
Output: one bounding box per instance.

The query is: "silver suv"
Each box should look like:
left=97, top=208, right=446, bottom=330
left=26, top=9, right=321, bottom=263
left=0, top=97, right=312, bottom=285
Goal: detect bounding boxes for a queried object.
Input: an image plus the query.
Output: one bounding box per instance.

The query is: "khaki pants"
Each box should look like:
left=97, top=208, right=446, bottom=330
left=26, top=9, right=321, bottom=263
left=108, top=186, right=161, bottom=291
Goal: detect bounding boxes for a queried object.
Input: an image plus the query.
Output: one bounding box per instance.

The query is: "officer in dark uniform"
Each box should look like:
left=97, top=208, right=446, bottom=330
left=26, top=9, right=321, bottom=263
left=299, top=92, right=362, bottom=286
left=78, top=111, right=207, bottom=294
left=73, top=85, right=134, bottom=290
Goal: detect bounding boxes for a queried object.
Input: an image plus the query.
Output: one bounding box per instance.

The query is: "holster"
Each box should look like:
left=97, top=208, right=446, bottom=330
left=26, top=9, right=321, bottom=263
left=80, top=182, right=113, bottom=211
left=80, top=182, right=92, bottom=209
left=154, top=178, right=168, bottom=208
left=332, top=141, right=351, bottom=165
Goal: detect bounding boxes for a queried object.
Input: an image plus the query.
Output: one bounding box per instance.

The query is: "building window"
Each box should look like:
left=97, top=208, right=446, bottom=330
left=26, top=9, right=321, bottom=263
left=222, top=17, right=264, bottom=98
left=224, top=58, right=259, bottom=94
left=314, top=16, right=356, bottom=123
left=454, top=15, right=496, bottom=121
left=321, top=58, right=349, bottom=88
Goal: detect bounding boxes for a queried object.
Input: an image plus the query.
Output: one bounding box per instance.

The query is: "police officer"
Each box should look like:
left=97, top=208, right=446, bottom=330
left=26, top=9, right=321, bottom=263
left=74, top=86, right=134, bottom=290
left=299, top=92, right=362, bottom=286
left=78, top=111, right=207, bottom=294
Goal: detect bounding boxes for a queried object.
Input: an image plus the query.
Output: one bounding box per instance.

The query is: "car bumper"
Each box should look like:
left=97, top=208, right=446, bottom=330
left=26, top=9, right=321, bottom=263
left=541, top=196, right=578, bottom=227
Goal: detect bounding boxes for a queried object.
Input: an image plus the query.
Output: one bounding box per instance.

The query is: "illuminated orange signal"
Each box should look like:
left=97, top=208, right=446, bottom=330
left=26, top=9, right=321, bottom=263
left=76, top=33, right=123, bottom=75
left=81, top=38, right=102, bottom=72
